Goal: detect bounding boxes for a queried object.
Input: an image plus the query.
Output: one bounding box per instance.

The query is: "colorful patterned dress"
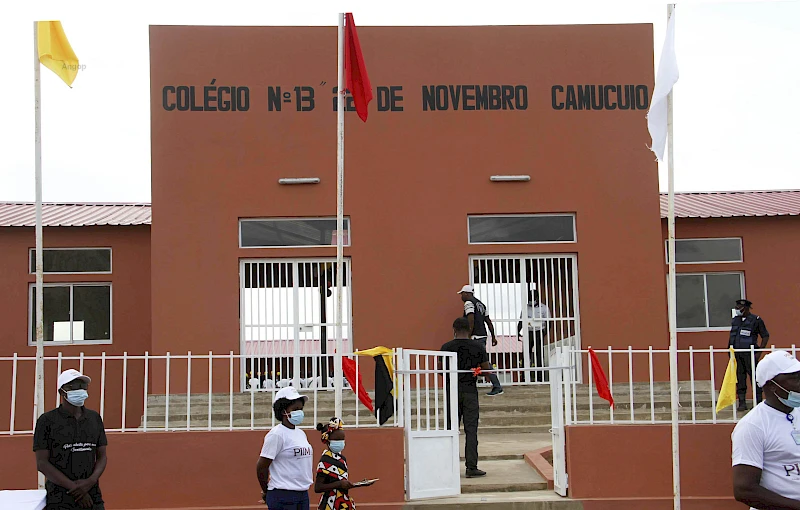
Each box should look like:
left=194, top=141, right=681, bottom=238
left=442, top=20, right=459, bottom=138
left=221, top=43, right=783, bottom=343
left=316, top=449, right=355, bottom=510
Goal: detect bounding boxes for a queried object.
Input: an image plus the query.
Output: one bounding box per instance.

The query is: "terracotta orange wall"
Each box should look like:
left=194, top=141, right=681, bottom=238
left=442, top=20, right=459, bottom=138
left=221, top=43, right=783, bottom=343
left=149, top=24, right=667, bottom=392
left=0, top=427, right=404, bottom=509
left=662, top=216, right=800, bottom=382
left=0, top=226, right=151, bottom=431
left=567, top=424, right=739, bottom=509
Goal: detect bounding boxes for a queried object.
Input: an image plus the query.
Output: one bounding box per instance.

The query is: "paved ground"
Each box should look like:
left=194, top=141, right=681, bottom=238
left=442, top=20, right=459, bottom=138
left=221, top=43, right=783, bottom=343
left=459, top=432, right=552, bottom=461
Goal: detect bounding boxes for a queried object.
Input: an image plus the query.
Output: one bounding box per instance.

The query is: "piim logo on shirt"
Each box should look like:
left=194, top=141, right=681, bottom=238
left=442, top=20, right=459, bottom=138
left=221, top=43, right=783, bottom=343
left=783, top=464, right=800, bottom=477
left=293, top=447, right=311, bottom=457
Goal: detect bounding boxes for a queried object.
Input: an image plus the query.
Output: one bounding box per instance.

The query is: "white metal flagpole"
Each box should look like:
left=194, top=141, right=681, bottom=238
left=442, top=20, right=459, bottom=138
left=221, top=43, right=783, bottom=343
left=665, top=4, right=681, bottom=510
left=33, top=20, right=46, bottom=491
left=334, top=12, right=345, bottom=418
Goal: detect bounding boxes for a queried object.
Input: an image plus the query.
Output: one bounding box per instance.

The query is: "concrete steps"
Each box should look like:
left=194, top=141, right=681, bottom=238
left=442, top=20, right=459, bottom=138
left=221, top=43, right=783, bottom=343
left=461, top=460, right=548, bottom=493
left=136, top=382, right=719, bottom=431
left=404, top=492, right=583, bottom=510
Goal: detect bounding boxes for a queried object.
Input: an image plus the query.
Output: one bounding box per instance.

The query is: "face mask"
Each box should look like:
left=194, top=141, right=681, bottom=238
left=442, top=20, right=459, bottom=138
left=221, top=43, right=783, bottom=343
left=328, top=440, right=345, bottom=453
left=733, top=308, right=743, bottom=317
left=285, top=410, right=304, bottom=425
left=773, top=382, right=800, bottom=408
left=64, top=389, right=88, bottom=407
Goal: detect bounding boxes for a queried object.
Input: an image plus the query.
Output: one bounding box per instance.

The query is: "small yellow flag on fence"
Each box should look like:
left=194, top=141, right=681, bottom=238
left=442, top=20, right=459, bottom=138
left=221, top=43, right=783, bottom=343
left=37, top=21, right=80, bottom=87
left=716, top=347, right=738, bottom=413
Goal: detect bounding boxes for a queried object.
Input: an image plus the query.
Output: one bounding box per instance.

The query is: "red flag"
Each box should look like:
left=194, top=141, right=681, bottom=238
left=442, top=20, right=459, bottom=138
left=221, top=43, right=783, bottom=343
left=588, top=348, right=614, bottom=408
left=344, top=13, right=373, bottom=122
left=342, top=356, right=374, bottom=412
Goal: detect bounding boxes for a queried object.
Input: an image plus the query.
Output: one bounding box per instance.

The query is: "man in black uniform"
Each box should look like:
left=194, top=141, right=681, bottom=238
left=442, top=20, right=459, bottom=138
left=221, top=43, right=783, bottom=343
left=441, top=317, right=492, bottom=478
left=729, top=299, right=770, bottom=411
left=34, top=369, right=108, bottom=509
left=458, top=285, right=503, bottom=396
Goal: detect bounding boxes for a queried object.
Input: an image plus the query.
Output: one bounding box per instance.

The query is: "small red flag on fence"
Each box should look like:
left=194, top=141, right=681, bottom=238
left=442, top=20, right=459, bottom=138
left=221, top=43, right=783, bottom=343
left=342, top=356, right=374, bottom=412
left=344, top=13, right=373, bottom=122
left=588, top=348, right=615, bottom=408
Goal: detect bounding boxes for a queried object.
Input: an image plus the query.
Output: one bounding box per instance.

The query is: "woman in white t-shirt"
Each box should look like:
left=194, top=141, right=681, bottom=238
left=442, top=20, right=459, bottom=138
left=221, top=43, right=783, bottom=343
left=257, top=387, right=314, bottom=510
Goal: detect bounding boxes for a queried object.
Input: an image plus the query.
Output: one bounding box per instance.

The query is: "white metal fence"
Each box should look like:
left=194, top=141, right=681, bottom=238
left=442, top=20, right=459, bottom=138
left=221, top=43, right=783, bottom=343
left=568, top=345, right=793, bottom=425
left=1, top=350, right=403, bottom=435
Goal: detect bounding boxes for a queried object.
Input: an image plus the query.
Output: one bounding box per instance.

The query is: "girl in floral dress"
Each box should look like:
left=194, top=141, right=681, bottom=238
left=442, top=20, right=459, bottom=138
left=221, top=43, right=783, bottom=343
left=313, top=418, right=373, bottom=510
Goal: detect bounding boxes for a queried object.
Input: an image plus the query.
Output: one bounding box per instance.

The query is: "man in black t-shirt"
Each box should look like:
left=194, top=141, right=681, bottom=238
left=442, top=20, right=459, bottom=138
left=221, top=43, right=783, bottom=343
left=458, top=285, right=503, bottom=396
left=441, top=317, right=491, bottom=478
left=33, top=369, right=108, bottom=509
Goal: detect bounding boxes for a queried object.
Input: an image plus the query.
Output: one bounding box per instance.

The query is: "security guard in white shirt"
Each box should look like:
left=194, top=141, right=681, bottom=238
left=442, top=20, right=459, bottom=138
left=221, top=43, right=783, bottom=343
left=732, top=350, right=800, bottom=509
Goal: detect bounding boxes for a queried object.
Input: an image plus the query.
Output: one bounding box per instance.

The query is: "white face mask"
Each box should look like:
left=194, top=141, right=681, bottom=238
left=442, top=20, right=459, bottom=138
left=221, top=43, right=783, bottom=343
left=733, top=308, right=743, bottom=318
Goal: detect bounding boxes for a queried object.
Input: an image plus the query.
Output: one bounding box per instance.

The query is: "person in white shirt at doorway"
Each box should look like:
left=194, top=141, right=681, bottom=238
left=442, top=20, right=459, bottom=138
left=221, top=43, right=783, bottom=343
left=257, top=387, right=314, bottom=510
left=517, top=290, right=552, bottom=383
left=732, top=350, right=800, bottom=509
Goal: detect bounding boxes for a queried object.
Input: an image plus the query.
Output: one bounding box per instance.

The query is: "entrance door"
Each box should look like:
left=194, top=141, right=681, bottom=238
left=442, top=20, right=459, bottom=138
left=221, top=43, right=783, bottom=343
left=469, top=255, right=581, bottom=384
left=403, top=349, right=461, bottom=500
left=239, top=258, right=352, bottom=390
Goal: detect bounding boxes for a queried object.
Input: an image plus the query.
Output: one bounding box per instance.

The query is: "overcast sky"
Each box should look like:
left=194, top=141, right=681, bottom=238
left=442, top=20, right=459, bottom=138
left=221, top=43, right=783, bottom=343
left=1, top=0, right=797, bottom=203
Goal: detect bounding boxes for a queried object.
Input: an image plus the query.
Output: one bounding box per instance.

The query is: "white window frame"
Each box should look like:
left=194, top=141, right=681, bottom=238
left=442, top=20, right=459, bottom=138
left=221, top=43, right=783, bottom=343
left=28, top=247, right=113, bottom=275
left=673, top=272, right=745, bottom=332
left=27, top=282, right=113, bottom=345
left=239, top=217, right=352, bottom=249
left=467, top=214, right=577, bottom=245
left=665, top=238, right=743, bottom=265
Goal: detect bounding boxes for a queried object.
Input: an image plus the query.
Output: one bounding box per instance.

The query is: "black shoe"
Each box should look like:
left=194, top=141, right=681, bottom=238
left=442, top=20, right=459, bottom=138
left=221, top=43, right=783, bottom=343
left=737, top=402, right=748, bottom=412
left=486, top=388, right=504, bottom=396
left=466, top=468, right=487, bottom=478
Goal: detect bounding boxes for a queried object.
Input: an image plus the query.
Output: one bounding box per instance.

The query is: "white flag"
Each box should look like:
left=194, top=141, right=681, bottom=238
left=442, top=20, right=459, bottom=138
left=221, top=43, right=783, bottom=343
left=647, top=8, right=679, bottom=162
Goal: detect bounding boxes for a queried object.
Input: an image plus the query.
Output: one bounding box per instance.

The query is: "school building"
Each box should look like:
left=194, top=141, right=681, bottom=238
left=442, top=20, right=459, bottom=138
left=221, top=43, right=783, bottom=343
left=1, top=22, right=798, bottom=509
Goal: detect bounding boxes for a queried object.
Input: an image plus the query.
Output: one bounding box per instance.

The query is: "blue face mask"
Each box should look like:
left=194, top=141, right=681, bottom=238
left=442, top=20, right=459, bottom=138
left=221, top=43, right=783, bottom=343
left=328, top=440, right=345, bottom=453
left=286, top=410, right=304, bottom=426
left=64, top=389, right=88, bottom=407
left=773, top=382, right=800, bottom=408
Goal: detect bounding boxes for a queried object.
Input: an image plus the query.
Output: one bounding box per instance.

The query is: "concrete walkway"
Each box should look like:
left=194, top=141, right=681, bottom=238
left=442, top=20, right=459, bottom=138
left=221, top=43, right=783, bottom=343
left=455, top=432, right=555, bottom=495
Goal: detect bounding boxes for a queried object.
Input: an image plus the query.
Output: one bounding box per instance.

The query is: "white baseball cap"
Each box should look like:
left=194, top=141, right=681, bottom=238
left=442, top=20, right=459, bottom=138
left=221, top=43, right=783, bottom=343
left=57, top=369, right=91, bottom=390
left=457, top=285, right=475, bottom=295
left=272, top=386, right=308, bottom=404
left=756, top=351, right=800, bottom=387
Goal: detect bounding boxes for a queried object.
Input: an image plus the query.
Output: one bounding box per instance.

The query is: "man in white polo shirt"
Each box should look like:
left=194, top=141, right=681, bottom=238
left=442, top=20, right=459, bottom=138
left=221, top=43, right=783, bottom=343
left=732, top=350, right=800, bottom=508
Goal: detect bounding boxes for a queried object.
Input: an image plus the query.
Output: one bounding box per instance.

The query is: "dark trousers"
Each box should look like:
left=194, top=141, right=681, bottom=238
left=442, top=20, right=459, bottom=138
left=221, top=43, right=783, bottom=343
left=266, top=489, right=310, bottom=510
left=735, top=352, right=762, bottom=403
left=475, top=337, right=502, bottom=390
left=528, top=330, right=549, bottom=383
left=446, top=389, right=480, bottom=470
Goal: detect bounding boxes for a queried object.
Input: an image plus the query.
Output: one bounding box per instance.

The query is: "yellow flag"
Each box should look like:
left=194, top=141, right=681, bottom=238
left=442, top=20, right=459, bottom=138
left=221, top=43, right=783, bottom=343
left=716, top=347, right=738, bottom=413
left=37, top=21, right=79, bottom=87
left=354, top=346, right=396, bottom=396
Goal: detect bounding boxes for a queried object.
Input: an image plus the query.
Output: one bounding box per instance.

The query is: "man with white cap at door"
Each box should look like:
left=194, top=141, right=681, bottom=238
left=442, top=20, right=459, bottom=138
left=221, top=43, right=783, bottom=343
left=33, top=369, right=108, bottom=509
left=732, top=351, right=800, bottom=509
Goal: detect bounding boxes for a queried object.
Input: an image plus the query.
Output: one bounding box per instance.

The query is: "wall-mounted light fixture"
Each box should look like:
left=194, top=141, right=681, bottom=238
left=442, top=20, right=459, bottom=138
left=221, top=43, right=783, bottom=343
left=490, top=175, right=530, bottom=182
left=278, top=178, right=320, bottom=185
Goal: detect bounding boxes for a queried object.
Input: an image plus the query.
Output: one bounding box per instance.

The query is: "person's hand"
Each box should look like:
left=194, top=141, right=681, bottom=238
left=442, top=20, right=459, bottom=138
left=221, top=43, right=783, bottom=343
left=517, top=334, right=522, bottom=341
left=491, top=337, right=498, bottom=346
left=68, top=479, right=94, bottom=500
left=77, top=493, right=93, bottom=509
left=339, top=480, right=354, bottom=490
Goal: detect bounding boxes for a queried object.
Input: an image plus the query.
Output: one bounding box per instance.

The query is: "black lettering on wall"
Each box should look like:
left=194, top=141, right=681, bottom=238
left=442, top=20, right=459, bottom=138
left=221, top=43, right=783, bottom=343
left=389, top=86, right=403, bottom=111
left=162, top=86, right=176, bottom=111
left=268, top=87, right=282, bottom=111
left=635, top=85, right=649, bottom=109
left=551, top=85, right=564, bottom=110
left=422, top=86, right=435, bottom=111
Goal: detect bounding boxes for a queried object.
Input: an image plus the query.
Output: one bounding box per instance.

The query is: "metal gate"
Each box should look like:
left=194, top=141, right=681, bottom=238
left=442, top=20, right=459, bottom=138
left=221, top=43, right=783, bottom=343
left=239, top=259, right=352, bottom=391
left=549, top=346, right=572, bottom=496
left=402, top=349, right=460, bottom=500
left=469, top=255, right=581, bottom=384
